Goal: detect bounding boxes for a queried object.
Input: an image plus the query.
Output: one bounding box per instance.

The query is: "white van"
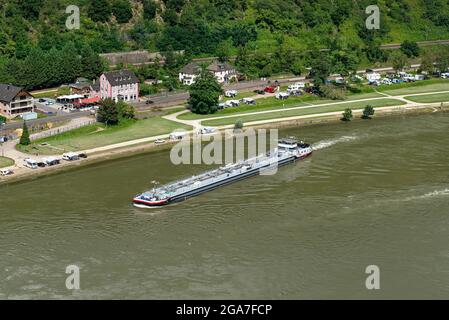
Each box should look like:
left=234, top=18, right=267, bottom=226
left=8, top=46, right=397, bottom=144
left=276, top=92, right=290, bottom=100
left=224, top=90, right=238, bottom=98
left=169, top=131, right=188, bottom=140
left=24, top=158, right=38, bottom=169
left=62, top=152, right=80, bottom=161
left=0, top=169, right=13, bottom=176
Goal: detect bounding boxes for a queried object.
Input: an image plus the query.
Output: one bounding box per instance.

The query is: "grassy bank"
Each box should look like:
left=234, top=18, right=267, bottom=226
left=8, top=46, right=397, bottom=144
left=17, top=117, right=191, bottom=155
left=202, top=99, right=406, bottom=126
left=404, top=92, right=449, bottom=103
left=0, top=156, right=14, bottom=168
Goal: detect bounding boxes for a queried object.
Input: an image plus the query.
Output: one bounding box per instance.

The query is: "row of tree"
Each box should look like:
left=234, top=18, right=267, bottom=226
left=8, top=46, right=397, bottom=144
left=0, top=44, right=105, bottom=90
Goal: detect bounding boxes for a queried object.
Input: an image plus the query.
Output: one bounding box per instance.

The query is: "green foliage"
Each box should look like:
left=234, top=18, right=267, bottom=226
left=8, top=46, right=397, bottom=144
left=234, top=119, right=244, bottom=130
left=88, top=0, right=112, bottom=23
left=19, top=122, right=31, bottom=145
left=362, top=105, right=375, bottom=119
left=321, top=85, right=347, bottom=100
left=188, top=71, right=223, bottom=115
left=341, top=108, right=353, bottom=122
left=390, top=51, right=409, bottom=72
left=97, top=99, right=120, bottom=125
left=0, top=115, right=6, bottom=124
left=142, top=0, right=159, bottom=20
left=401, top=41, right=420, bottom=58
left=112, top=0, right=133, bottom=24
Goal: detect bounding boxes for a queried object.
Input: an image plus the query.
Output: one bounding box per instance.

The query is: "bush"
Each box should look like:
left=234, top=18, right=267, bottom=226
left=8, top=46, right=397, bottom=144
left=362, top=105, right=375, bottom=119
left=321, top=85, right=347, bottom=100
left=234, top=119, right=244, bottom=130
left=341, top=108, right=353, bottom=122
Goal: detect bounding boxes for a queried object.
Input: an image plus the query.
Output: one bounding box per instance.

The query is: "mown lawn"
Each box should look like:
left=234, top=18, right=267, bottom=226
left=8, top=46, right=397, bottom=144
left=17, top=117, right=192, bottom=155
left=202, top=98, right=406, bottom=127
left=179, top=90, right=388, bottom=121
left=0, top=156, right=14, bottom=168
left=379, top=79, right=449, bottom=96
left=404, top=92, right=449, bottom=103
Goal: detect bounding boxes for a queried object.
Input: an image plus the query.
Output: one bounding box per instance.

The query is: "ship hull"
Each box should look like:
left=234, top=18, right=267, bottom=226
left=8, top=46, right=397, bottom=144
left=133, top=151, right=312, bottom=208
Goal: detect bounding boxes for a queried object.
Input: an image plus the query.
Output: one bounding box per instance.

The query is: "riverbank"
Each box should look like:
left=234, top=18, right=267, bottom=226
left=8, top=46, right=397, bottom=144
left=1, top=102, right=448, bottom=186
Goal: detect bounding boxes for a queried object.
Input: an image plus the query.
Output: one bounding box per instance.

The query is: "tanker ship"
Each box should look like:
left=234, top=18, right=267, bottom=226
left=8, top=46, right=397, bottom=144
left=133, top=138, right=312, bottom=208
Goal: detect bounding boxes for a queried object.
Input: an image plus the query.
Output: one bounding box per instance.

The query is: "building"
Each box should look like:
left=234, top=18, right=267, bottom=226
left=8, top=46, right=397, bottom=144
left=0, top=84, right=34, bottom=118
left=99, top=70, right=139, bottom=102
left=206, top=61, right=237, bottom=83
left=178, top=62, right=202, bottom=85
left=179, top=61, right=238, bottom=86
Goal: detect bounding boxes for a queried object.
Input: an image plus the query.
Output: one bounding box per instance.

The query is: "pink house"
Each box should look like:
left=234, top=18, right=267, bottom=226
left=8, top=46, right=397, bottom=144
left=100, top=70, right=139, bottom=102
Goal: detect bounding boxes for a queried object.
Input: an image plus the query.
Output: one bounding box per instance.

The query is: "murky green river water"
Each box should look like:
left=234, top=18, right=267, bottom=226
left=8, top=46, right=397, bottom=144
left=1, top=112, right=449, bottom=299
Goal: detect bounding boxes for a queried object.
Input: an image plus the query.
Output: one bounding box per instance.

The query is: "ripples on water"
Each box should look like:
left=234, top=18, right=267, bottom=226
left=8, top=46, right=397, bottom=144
left=1, top=113, right=449, bottom=299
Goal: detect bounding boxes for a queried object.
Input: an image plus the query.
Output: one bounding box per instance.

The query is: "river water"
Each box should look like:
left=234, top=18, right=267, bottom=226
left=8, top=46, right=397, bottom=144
left=1, top=112, right=449, bottom=299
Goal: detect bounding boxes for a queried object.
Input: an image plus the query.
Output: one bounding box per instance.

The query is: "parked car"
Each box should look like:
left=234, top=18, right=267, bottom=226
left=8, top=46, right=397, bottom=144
left=225, top=90, right=238, bottom=98
left=253, top=89, right=265, bottom=95
left=43, top=157, right=60, bottom=166
left=225, top=100, right=240, bottom=108
left=23, top=158, right=39, bottom=169
left=218, top=103, right=226, bottom=110
left=62, top=152, right=80, bottom=161
left=241, top=98, right=256, bottom=105
left=276, top=92, right=290, bottom=100
left=154, top=139, right=166, bottom=145
left=78, top=153, right=88, bottom=159
left=264, top=86, right=277, bottom=93
left=0, top=169, right=13, bottom=176
left=145, top=100, right=154, bottom=105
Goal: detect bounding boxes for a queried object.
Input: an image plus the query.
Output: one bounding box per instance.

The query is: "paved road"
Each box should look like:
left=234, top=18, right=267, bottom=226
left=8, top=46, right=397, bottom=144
left=2, top=111, right=93, bottom=132
left=133, top=77, right=305, bottom=110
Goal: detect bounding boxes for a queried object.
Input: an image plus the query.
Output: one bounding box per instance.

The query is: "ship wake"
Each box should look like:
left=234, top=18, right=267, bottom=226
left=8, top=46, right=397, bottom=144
left=312, top=135, right=358, bottom=151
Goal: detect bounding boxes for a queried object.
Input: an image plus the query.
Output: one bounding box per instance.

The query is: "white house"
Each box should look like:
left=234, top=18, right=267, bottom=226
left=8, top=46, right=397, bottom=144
left=207, top=61, right=237, bottom=83
left=179, top=62, right=202, bottom=85
left=0, top=84, right=34, bottom=118
left=100, top=70, right=139, bottom=102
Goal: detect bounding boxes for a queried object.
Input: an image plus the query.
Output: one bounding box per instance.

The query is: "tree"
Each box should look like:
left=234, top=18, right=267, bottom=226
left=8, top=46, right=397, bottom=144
left=112, top=0, right=133, bottom=24
left=234, top=119, right=244, bottom=130
left=419, top=52, right=436, bottom=74
left=188, top=71, right=223, bottom=115
left=97, top=99, right=119, bottom=125
left=216, top=39, right=232, bottom=62
left=341, top=108, right=353, bottom=121
left=143, top=0, right=158, bottom=20
left=117, top=101, right=135, bottom=119
left=88, top=0, right=112, bottom=23
left=19, top=122, right=31, bottom=145
left=390, top=51, right=409, bottom=72
left=308, top=50, right=332, bottom=94
left=435, top=47, right=449, bottom=73
left=362, top=105, right=375, bottom=119
left=80, top=45, right=104, bottom=80
left=400, top=41, right=420, bottom=58
left=0, top=115, right=6, bottom=124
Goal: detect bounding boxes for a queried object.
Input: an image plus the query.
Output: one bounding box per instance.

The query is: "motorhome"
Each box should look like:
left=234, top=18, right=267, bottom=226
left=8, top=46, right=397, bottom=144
left=23, top=158, right=38, bottom=169
left=241, top=98, right=256, bottom=105
left=169, top=131, right=188, bottom=140
left=62, top=152, right=80, bottom=161
left=224, top=90, right=238, bottom=98
left=43, top=157, right=61, bottom=166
